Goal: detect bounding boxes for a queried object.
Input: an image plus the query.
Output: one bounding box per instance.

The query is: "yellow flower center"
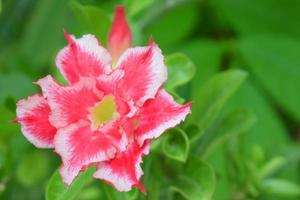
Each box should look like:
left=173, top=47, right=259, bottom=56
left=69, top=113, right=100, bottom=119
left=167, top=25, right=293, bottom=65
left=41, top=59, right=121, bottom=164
left=89, top=95, right=119, bottom=129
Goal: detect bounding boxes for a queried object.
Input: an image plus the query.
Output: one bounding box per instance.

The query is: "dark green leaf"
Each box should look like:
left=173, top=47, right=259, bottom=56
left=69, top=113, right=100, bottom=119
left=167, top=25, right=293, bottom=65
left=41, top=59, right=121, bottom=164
left=165, top=53, right=196, bottom=91
left=141, top=1, right=200, bottom=47
left=46, top=167, right=94, bottom=200
left=214, top=0, right=300, bottom=37
left=162, top=128, right=190, bottom=162
left=237, top=36, right=300, bottom=122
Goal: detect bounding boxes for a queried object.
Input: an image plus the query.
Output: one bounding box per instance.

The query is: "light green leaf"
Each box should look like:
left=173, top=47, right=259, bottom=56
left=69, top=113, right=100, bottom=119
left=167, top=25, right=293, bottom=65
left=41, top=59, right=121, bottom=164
left=191, top=69, right=248, bottom=132
left=203, top=108, right=256, bottom=158
left=237, top=36, right=300, bottom=122
left=125, top=0, right=154, bottom=17
left=162, top=128, right=190, bottom=162
left=260, top=178, right=300, bottom=197
left=46, top=167, right=94, bottom=200
left=165, top=53, right=196, bottom=91
left=258, top=157, right=286, bottom=178
left=70, top=1, right=111, bottom=46
left=171, top=158, right=216, bottom=200
left=16, top=151, right=50, bottom=186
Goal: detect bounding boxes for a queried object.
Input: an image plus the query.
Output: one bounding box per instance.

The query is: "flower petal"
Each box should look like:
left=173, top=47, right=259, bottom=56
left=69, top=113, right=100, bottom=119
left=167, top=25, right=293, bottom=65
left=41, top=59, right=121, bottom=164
left=16, top=94, right=56, bottom=148
left=108, top=6, right=132, bottom=64
left=136, top=89, right=191, bottom=146
left=116, top=42, right=167, bottom=110
left=37, top=75, right=101, bottom=128
left=54, top=120, right=125, bottom=185
left=56, top=33, right=112, bottom=84
left=93, top=141, right=150, bottom=192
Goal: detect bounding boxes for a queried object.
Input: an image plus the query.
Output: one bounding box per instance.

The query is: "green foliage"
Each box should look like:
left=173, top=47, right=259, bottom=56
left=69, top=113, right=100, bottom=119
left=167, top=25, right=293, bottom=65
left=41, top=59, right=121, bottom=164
left=46, top=167, right=94, bottom=200
left=237, top=36, right=300, bottom=122
left=70, top=1, right=111, bottom=45
left=165, top=53, right=196, bottom=92
left=191, top=69, right=247, bottom=132
left=162, top=128, right=190, bottom=162
left=170, top=158, right=216, bottom=200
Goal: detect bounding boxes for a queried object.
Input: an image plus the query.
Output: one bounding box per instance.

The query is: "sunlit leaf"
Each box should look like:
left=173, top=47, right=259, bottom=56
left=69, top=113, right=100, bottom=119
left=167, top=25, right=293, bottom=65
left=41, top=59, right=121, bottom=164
left=260, top=178, right=300, bottom=198
left=126, top=0, right=154, bottom=18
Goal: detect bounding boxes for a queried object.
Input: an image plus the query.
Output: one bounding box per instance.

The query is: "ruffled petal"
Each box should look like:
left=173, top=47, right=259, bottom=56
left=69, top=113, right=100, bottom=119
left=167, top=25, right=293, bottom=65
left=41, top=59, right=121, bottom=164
left=37, top=75, right=101, bottom=128
left=16, top=94, right=56, bottom=148
left=54, top=120, right=125, bottom=185
left=96, top=69, right=124, bottom=95
left=115, top=42, right=167, bottom=111
left=93, top=141, right=150, bottom=192
left=108, top=6, right=132, bottom=64
left=136, top=89, right=191, bottom=146
left=56, top=33, right=112, bottom=84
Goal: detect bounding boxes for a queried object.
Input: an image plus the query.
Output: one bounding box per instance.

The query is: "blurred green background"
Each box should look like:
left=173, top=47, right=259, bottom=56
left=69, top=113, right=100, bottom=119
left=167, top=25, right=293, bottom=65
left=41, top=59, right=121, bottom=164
left=0, top=0, right=300, bottom=199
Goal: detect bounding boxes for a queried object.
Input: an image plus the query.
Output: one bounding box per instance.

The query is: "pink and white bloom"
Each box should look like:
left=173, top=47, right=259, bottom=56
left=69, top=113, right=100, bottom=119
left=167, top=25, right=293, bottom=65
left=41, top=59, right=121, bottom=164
left=16, top=6, right=191, bottom=192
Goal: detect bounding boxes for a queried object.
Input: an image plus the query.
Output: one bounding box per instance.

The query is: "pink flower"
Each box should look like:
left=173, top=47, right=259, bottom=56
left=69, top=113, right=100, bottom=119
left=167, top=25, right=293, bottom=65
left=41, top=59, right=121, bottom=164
left=16, top=6, right=191, bottom=192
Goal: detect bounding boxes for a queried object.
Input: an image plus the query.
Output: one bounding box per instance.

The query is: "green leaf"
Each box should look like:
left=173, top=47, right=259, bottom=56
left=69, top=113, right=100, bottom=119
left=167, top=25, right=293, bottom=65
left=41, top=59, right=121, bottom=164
left=70, top=1, right=111, bottom=46
left=141, top=1, right=200, bottom=47
left=213, top=0, right=300, bottom=37
left=126, top=0, right=154, bottom=18
left=102, top=183, right=139, bottom=200
left=203, top=108, right=256, bottom=158
left=260, top=178, right=300, bottom=197
left=184, top=123, right=203, bottom=143
left=171, top=158, right=216, bottom=200
left=0, top=106, right=19, bottom=138
left=237, top=36, right=300, bottom=122
left=191, top=69, right=247, bottom=132
left=0, top=73, right=37, bottom=104
left=46, top=167, right=94, bottom=200
left=16, top=151, right=50, bottom=186
left=162, top=128, right=190, bottom=162
left=225, top=80, right=290, bottom=154
left=20, top=0, right=68, bottom=68
left=258, top=157, right=286, bottom=178
left=165, top=53, right=196, bottom=91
